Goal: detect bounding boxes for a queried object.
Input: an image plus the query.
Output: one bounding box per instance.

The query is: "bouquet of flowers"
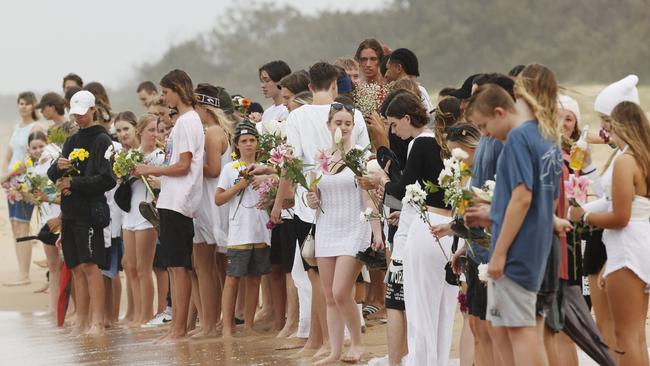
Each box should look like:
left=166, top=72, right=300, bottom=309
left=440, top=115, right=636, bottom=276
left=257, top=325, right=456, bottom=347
left=62, top=148, right=89, bottom=177
left=402, top=182, right=450, bottom=261
left=232, top=95, right=252, bottom=115
left=353, top=81, right=389, bottom=116
left=257, top=131, right=285, bottom=164
left=4, top=159, right=55, bottom=206
left=110, top=148, right=144, bottom=180
left=564, top=174, right=590, bottom=207
left=425, top=148, right=490, bottom=246
left=255, top=176, right=278, bottom=229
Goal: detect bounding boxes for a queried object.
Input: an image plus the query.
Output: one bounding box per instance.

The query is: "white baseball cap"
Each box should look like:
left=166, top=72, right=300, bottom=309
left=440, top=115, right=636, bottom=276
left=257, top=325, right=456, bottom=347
left=68, top=90, right=96, bottom=116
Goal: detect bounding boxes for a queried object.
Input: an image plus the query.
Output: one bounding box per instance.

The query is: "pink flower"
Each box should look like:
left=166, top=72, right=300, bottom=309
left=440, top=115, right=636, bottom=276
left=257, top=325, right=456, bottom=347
left=266, top=219, right=276, bottom=230
left=564, top=174, right=591, bottom=205
left=269, top=145, right=291, bottom=168
left=316, top=149, right=332, bottom=174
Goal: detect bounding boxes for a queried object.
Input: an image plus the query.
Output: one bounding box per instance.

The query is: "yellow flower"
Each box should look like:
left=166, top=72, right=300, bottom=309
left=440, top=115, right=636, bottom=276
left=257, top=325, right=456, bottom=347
left=18, top=183, right=27, bottom=192
left=11, top=161, right=22, bottom=172
left=457, top=198, right=469, bottom=216
left=77, top=149, right=89, bottom=161
left=69, top=150, right=78, bottom=160
left=232, top=161, right=240, bottom=169
left=459, top=161, right=468, bottom=172
left=230, top=152, right=238, bottom=160
left=25, top=159, right=33, bottom=168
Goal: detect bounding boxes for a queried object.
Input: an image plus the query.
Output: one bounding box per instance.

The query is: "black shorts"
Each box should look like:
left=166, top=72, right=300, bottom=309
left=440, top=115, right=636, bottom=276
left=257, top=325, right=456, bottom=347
left=583, top=229, right=607, bottom=275
left=385, top=260, right=405, bottom=311
left=38, top=223, right=59, bottom=246
left=61, top=220, right=108, bottom=270
left=466, top=259, right=488, bottom=320
left=294, top=215, right=317, bottom=272
left=158, top=208, right=194, bottom=269
left=153, top=240, right=166, bottom=269
left=270, top=219, right=297, bottom=273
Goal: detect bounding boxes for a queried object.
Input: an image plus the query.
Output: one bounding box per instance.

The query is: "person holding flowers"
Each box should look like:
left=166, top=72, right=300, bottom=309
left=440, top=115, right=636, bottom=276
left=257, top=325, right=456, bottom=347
left=1, top=91, right=45, bottom=286
left=216, top=120, right=271, bottom=338
left=47, top=90, right=117, bottom=336
left=569, top=101, right=650, bottom=366
left=305, top=104, right=381, bottom=365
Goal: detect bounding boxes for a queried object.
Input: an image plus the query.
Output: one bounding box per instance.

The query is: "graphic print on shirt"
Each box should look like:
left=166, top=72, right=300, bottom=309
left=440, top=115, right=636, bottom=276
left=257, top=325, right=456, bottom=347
left=540, top=146, right=563, bottom=190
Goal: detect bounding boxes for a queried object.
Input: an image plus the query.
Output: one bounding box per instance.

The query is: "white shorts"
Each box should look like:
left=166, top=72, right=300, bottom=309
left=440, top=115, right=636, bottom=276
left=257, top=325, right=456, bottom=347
left=193, top=220, right=217, bottom=245
left=122, top=221, right=154, bottom=232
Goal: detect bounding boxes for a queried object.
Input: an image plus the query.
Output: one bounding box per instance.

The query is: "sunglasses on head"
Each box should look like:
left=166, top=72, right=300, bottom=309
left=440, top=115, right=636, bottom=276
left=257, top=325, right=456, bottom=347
left=445, top=126, right=469, bottom=139
left=330, top=102, right=355, bottom=113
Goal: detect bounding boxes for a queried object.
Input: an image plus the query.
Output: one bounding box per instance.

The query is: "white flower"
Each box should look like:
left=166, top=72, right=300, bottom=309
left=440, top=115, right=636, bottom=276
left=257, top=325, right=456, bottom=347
left=484, top=180, right=496, bottom=193
left=360, top=212, right=367, bottom=222
left=104, top=145, right=115, bottom=160
left=438, top=167, right=452, bottom=185
left=451, top=148, right=469, bottom=161
left=334, top=127, right=342, bottom=145
left=404, top=182, right=426, bottom=205
left=263, top=119, right=281, bottom=135
left=478, top=263, right=489, bottom=282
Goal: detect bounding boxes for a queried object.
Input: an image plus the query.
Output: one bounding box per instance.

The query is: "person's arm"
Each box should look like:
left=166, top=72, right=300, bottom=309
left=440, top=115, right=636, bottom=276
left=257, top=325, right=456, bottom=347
left=361, top=188, right=384, bottom=250
left=203, top=126, right=225, bottom=178
left=137, top=152, right=192, bottom=177
left=215, top=179, right=248, bottom=206
left=1, top=146, right=12, bottom=182
left=488, top=184, right=532, bottom=279
left=583, top=154, right=635, bottom=229
left=69, top=138, right=117, bottom=195
left=270, top=115, right=300, bottom=223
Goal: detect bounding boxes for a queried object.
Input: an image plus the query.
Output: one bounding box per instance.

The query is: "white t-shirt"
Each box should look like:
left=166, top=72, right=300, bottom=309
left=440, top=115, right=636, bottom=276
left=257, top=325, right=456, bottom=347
left=107, top=141, right=123, bottom=238
left=418, top=84, right=434, bottom=113
left=157, top=110, right=205, bottom=218
left=217, top=161, right=271, bottom=246
left=262, top=103, right=289, bottom=123
left=284, top=103, right=370, bottom=223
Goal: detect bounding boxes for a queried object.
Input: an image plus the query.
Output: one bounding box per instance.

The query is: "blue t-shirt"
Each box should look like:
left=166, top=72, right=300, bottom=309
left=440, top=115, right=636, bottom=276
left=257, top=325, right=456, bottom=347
left=468, top=137, right=503, bottom=264
left=489, top=121, right=562, bottom=291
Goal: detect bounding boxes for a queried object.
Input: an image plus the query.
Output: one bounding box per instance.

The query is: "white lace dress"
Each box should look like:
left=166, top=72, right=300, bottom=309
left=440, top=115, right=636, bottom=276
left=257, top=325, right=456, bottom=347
left=314, top=167, right=371, bottom=258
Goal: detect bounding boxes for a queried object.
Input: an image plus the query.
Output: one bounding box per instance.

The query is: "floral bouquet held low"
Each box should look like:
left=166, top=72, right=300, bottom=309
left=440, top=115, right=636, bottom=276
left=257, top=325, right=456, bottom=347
left=425, top=148, right=491, bottom=247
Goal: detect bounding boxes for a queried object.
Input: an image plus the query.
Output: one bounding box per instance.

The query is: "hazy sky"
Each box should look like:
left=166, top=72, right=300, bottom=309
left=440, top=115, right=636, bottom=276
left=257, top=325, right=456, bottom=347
left=0, top=0, right=386, bottom=95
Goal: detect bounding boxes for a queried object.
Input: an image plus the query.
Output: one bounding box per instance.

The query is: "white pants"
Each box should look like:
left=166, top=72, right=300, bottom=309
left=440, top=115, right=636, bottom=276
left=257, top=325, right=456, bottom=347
left=403, top=211, right=457, bottom=366
left=291, top=243, right=311, bottom=338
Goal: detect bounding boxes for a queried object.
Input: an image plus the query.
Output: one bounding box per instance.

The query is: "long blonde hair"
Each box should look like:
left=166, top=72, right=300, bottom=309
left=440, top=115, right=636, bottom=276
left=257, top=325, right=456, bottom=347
left=514, top=64, right=561, bottom=145
left=611, top=101, right=650, bottom=190
left=206, top=105, right=235, bottom=140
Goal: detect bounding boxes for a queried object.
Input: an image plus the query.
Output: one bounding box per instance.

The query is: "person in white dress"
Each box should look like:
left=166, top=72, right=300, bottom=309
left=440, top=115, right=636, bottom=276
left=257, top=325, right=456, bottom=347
left=569, top=101, right=650, bottom=366
left=190, top=83, right=232, bottom=338
left=306, top=105, right=383, bottom=365
left=117, top=112, right=164, bottom=326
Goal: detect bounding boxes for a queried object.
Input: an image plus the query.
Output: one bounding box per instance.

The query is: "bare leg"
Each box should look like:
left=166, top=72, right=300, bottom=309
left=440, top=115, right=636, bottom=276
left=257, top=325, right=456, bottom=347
left=70, top=267, right=89, bottom=336
left=235, top=279, right=246, bottom=320
left=135, top=229, right=157, bottom=325
left=556, top=331, right=578, bottom=366
left=221, top=276, right=240, bottom=339
left=193, top=243, right=219, bottom=337
left=154, top=268, right=168, bottom=314
left=44, top=245, right=61, bottom=317
left=488, top=325, right=514, bottom=366
left=589, top=273, right=618, bottom=358
left=82, top=263, right=106, bottom=336
left=606, top=268, right=650, bottom=366
left=332, top=256, right=364, bottom=363
left=254, top=274, right=273, bottom=324
left=278, top=273, right=299, bottom=338
left=244, top=275, right=262, bottom=333
left=387, top=309, right=408, bottom=366
left=544, top=326, right=560, bottom=366
left=7, top=220, right=32, bottom=284
left=270, top=264, right=287, bottom=331
left=294, top=268, right=323, bottom=357
left=315, top=257, right=343, bottom=365
left=103, top=276, right=113, bottom=328
left=168, top=267, right=191, bottom=340
left=111, top=276, right=121, bottom=323
left=507, top=317, right=547, bottom=366
left=460, top=312, right=475, bottom=366
left=469, top=316, right=495, bottom=366
left=122, top=230, right=139, bottom=325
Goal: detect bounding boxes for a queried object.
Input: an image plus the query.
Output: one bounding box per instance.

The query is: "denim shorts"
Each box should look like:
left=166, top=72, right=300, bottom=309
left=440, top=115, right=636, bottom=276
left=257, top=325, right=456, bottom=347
left=8, top=200, right=34, bottom=222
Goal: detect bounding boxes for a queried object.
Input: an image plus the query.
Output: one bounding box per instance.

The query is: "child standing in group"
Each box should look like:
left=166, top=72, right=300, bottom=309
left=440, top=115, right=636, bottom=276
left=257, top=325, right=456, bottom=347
left=216, top=120, right=271, bottom=338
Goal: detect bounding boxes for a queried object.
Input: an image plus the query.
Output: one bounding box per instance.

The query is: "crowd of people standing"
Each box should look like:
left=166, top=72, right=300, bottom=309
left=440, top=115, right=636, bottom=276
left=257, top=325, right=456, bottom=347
left=2, top=38, right=649, bottom=366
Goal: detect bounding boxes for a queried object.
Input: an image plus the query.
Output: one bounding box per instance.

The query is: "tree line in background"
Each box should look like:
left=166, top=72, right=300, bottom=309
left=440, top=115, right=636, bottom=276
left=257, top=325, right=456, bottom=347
left=2, top=0, right=649, bottom=122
